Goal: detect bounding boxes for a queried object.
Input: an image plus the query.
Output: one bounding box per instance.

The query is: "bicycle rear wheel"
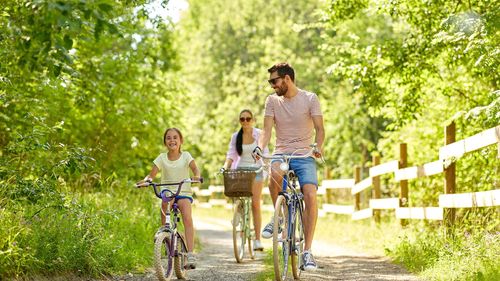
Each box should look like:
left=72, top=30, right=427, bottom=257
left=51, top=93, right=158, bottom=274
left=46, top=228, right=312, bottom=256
left=174, top=233, right=189, bottom=279
left=273, top=195, right=290, bottom=281
left=154, top=231, right=174, bottom=281
left=291, top=199, right=305, bottom=279
left=232, top=199, right=246, bottom=263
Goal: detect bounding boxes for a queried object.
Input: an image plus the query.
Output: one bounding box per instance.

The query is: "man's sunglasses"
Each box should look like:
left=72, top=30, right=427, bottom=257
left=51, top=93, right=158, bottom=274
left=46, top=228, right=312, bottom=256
left=268, top=76, right=283, bottom=85
left=239, top=117, right=252, bottom=122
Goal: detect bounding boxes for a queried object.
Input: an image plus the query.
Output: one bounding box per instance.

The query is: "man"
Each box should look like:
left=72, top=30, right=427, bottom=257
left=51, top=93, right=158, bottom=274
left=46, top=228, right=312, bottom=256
left=255, top=62, right=325, bottom=271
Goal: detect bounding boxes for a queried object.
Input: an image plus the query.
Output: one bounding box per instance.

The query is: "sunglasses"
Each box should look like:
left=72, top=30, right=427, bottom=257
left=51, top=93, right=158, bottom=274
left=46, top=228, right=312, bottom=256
left=268, top=76, right=283, bottom=85
left=239, top=117, right=252, bottom=122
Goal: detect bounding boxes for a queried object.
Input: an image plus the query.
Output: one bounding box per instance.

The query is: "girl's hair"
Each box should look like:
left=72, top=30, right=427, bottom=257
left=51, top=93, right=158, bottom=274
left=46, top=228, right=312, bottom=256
left=163, top=127, right=183, bottom=152
left=236, top=109, right=253, bottom=156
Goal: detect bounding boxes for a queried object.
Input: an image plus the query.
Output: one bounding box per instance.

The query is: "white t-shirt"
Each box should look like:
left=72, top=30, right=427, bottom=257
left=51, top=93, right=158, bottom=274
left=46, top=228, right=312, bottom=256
left=153, top=151, right=194, bottom=196
left=238, top=141, right=259, bottom=168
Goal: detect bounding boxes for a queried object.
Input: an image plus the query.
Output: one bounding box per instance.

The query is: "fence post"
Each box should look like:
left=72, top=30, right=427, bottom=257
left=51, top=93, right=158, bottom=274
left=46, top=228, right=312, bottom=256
left=354, top=166, right=361, bottom=211
left=399, top=143, right=408, bottom=226
left=372, top=155, right=381, bottom=223
left=444, top=122, right=456, bottom=229
left=323, top=166, right=330, bottom=179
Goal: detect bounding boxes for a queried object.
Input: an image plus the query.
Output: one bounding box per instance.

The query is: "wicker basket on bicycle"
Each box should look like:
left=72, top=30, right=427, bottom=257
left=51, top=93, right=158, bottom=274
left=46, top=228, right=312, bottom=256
left=223, top=169, right=256, bottom=197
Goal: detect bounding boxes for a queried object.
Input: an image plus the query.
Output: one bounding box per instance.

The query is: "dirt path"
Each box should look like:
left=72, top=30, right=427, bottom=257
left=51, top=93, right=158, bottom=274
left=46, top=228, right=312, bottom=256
left=111, top=216, right=419, bottom=281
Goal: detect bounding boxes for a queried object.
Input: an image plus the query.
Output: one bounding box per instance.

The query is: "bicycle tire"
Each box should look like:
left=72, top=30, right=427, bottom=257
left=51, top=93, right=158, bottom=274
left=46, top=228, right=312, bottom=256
left=273, top=195, right=290, bottom=281
left=174, top=233, right=189, bottom=279
left=291, top=199, right=305, bottom=279
left=232, top=199, right=246, bottom=263
left=153, top=231, right=174, bottom=281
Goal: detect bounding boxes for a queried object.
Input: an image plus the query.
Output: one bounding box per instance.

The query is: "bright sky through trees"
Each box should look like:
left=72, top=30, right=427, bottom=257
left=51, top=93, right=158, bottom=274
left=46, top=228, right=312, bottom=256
left=146, top=0, right=188, bottom=23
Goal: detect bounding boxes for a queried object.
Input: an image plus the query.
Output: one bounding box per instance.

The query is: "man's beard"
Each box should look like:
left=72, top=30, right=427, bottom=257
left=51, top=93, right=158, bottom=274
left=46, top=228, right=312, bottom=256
left=275, top=84, right=288, bottom=96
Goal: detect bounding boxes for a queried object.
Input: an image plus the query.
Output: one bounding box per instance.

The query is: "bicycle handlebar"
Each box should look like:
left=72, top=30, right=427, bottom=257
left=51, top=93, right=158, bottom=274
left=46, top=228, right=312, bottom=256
left=135, top=178, right=203, bottom=200
left=253, top=143, right=322, bottom=162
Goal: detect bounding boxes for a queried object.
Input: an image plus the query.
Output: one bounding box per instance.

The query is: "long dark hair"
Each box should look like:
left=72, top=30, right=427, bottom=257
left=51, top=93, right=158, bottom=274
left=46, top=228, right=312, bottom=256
left=236, top=109, right=253, bottom=156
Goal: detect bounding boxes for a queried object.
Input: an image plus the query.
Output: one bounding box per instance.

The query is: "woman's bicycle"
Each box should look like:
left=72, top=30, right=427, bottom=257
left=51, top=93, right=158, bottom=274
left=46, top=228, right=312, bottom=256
left=136, top=178, right=203, bottom=281
left=222, top=169, right=257, bottom=263
left=254, top=144, right=321, bottom=281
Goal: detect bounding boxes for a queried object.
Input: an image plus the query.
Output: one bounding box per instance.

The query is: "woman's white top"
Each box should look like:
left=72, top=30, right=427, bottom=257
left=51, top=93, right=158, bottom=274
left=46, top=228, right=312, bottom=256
left=238, top=141, right=259, bottom=168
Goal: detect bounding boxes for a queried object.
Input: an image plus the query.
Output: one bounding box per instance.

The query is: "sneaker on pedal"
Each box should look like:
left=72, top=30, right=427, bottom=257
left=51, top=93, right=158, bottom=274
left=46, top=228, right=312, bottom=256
left=261, top=221, right=274, bottom=239
left=186, top=252, right=196, bottom=269
left=302, top=251, right=317, bottom=271
left=253, top=239, right=264, bottom=251
left=261, top=219, right=282, bottom=239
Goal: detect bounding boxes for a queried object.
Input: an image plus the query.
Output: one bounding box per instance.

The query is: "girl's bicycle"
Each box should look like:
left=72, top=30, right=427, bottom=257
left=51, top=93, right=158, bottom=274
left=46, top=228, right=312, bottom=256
left=136, top=178, right=203, bottom=281
left=222, top=169, right=257, bottom=263
left=254, top=144, right=321, bottom=281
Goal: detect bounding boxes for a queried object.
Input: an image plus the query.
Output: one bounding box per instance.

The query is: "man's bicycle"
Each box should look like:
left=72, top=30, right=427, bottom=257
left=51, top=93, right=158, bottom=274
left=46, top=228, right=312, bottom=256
left=254, top=144, right=321, bottom=281
left=222, top=169, right=257, bottom=263
left=136, top=178, right=203, bottom=281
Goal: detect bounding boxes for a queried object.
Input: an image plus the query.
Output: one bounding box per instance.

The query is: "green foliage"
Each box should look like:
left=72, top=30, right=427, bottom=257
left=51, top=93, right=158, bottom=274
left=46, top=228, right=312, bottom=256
left=1, top=0, right=185, bottom=278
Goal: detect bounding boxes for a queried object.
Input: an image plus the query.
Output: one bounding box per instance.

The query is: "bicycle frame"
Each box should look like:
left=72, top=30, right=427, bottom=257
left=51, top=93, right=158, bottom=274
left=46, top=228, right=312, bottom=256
left=254, top=145, right=318, bottom=281
left=239, top=197, right=253, bottom=241
left=278, top=167, right=305, bottom=277
left=157, top=199, right=182, bottom=259
left=138, top=178, right=202, bottom=280
left=232, top=195, right=256, bottom=262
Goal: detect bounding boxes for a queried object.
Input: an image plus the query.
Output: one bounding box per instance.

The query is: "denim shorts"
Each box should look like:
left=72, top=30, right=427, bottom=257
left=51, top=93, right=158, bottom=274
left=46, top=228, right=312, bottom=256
left=271, top=156, right=318, bottom=188
left=161, top=190, right=193, bottom=203
left=237, top=166, right=264, bottom=182
left=176, top=195, right=194, bottom=203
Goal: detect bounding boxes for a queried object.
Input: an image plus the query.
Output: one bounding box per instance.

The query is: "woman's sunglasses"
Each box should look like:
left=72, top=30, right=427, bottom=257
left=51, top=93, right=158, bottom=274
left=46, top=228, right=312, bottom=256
left=239, top=117, right=252, bottom=122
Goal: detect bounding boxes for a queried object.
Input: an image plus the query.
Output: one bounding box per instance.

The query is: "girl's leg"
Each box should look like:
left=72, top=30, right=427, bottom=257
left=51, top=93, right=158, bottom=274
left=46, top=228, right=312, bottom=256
left=252, top=180, right=263, bottom=240
left=178, top=199, right=195, bottom=252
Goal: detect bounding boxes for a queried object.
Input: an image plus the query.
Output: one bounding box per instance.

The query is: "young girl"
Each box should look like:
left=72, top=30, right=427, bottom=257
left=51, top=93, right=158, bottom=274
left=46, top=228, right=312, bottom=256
left=137, top=127, right=201, bottom=268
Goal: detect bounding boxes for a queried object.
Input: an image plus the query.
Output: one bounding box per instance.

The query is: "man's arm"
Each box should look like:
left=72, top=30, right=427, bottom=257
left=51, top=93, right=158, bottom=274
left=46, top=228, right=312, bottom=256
left=258, top=116, right=274, bottom=151
left=312, top=115, right=325, bottom=156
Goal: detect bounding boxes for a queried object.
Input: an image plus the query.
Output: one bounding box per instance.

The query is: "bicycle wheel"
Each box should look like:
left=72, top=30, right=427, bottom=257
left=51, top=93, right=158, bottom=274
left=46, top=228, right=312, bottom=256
left=291, top=199, right=305, bottom=279
left=153, top=231, right=174, bottom=281
left=232, top=199, right=246, bottom=263
left=174, top=233, right=189, bottom=279
left=273, top=195, right=290, bottom=281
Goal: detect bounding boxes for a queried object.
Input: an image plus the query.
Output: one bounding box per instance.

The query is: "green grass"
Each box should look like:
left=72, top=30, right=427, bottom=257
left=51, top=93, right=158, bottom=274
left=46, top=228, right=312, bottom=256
left=0, top=183, right=159, bottom=279
left=386, top=227, right=500, bottom=281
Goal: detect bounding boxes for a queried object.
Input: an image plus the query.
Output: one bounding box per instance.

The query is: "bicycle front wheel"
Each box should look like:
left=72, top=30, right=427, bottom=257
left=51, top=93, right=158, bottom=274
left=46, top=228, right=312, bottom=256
left=291, top=199, right=305, bottom=280
left=154, top=231, right=174, bottom=281
left=174, top=233, right=189, bottom=279
left=273, top=195, right=290, bottom=281
left=232, top=199, right=246, bottom=263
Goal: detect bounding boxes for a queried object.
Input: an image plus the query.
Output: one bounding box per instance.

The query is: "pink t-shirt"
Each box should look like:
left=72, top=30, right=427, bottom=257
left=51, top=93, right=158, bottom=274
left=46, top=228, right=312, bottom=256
left=264, top=89, right=322, bottom=154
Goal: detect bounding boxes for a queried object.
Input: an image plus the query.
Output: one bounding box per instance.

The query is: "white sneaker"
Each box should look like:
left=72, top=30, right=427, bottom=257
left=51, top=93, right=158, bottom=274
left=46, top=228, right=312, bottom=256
left=261, top=218, right=282, bottom=239
left=186, top=252, right=196, bottom=269
left=302, top=251, right=317, bottom=271
left=261, top=221, right=274, bottom=239
left=253, top=239, right=264, bottom=251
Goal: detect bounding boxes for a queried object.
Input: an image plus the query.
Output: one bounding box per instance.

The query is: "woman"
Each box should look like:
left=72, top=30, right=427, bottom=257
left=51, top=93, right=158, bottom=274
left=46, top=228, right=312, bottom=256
left=222, top=109, right=268, bottom=251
